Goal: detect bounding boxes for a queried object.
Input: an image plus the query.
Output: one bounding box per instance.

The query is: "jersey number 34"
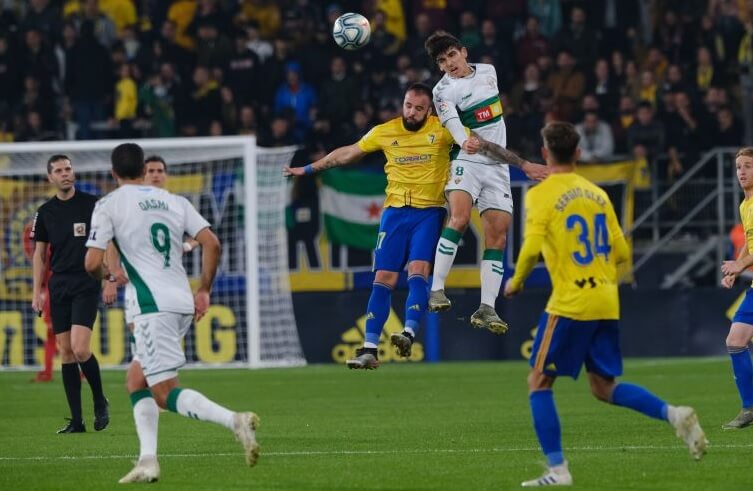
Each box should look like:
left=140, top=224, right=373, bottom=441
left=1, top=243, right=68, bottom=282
left=566, top=213, right=611, bottom=265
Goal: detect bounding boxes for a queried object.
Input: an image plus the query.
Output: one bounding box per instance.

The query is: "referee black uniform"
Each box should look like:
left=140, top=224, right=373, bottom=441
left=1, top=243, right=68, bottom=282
left=31, top=188, right=108, bottom=432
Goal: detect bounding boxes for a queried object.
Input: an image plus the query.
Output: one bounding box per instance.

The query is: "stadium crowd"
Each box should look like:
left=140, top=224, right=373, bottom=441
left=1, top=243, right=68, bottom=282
left=2, top=0, right=753, bottom=173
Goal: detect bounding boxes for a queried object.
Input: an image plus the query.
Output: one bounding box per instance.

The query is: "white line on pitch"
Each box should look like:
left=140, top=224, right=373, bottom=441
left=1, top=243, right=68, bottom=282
left=1, top=444, right=750, bottom=462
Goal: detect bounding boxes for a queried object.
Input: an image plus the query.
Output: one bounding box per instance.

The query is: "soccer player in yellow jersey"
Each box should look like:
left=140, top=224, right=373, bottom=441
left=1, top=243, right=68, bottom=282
left=284, top=83, right=463, bottom=369
left=720, top=147, right=753, bottom=429
left=503, top=122, right=706, bottom=487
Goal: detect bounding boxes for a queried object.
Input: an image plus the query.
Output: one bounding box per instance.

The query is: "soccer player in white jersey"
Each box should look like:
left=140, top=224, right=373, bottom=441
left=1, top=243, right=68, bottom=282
left=85, top=143, right=259, bottom=483
left=424, top=31, right=549, bottom=333
left=102, top=155, right=200, bottom=405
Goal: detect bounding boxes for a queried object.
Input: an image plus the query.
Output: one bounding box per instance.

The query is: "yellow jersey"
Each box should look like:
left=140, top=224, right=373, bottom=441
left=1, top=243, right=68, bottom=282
left=357, top=115, right=453, bottom=208
left=739, top=198, right=753, bottom=285
left=510, top=172, right=630, bottom=320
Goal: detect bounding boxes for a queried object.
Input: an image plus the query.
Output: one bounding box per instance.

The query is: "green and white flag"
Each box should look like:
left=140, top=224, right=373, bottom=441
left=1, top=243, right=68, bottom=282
left=320, top=168, right=386, bottom=250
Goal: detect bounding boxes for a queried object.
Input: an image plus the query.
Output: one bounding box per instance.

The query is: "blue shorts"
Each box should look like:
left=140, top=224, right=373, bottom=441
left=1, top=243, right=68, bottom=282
left=529, top=313, right=623, bottom=380
left=733, top=288, right=753, bottom=325
left=373, top=206, right=446, bottom=272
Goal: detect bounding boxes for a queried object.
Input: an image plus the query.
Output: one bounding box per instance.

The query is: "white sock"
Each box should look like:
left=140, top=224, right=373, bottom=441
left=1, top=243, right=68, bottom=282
left=363, top=342, right=378, bottom=349
left=173, top=388, right=235, bottom=430
left=133, top=396, right=159, bottom=459
left=480, top=249, right=504, bottom=307
left=431, top=228, right=463, bottom=291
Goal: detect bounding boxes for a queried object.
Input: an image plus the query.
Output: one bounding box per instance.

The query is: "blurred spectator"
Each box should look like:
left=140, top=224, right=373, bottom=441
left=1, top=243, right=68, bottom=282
left=627, top=102, right=665, bottom=161
left=237, top=104, right=257, bottom=135
left=591, top=0, right=641, bottom=56
left=516, top=16, right=550, bottom=72
left=458, top=11, right=481, bottom=50
left=189, top=0, right=231, bottom=36
left=21, top=28, right=58, bottom=95
left=740, top=18, right=753, bottom=145
left=237, top=0, right=281, bottom=39
left=642, top=46, right=668, bottom=83
left=546, top=50, right=585, bottom=120
left=510, top=63, right=546, bottom=114
left=714, top=104, right=743, bottom=146
left=475, top=19, right=514, bottom=89
left=241, top=22, right=272, bottom=65
left=695, top=46, right=724, bottom=94
left=363, top=62, right=402, bottom=114
left=225, top=30, right=261, bottom=106
left=64, top=0, right=137, bottom=34
left=484, top=0, right=526, bottom=45
left=274, top=61, right=316, bottom=138
left=404, top=12, right=433, bottom=69
left=375, top=0, right=407, bottom=43
left=17, top=110, right=57, bottom=141
left=66, top=20, right=112, bottom=139
left=0, top=34, right=20, bottom=114
left=114, top=63, right=137, bottom=136
left=612, top=95, right=636, bottom=154
left=138, top=70, right=177, bottom=137
left=68, top=0, right=118, bottom=48
left=195, top=20, right=232, bottom=69
left=219, top=86, right=237, bottom=133
left=259, top=115, right=295, bottom=146
left=697, top=14, right=727, bottom=63
left=20, top=0, right=61, bottom=39
left=318, top=56, right=359, bottom=124
left=588, top=58, right=618, bottom=118
left=412, top=0, right=450, bottom=31
left=654, top=9, right=690, bottom=64
left=167, top=0, right=198, bottom=50
left=555, top=6, right=599, bottom=69
left=367, top=10, right=401, bottom=63
left=527, top=0, right=563, bottom=39
left=576, top=110, right=615, bottom=162
left=638, top=70, right=658, bottom=107
left=180, top=65, right=221, bottom=136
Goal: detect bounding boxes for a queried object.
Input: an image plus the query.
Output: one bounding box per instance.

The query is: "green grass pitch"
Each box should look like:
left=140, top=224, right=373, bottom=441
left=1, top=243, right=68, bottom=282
left=0, top=358, right=749, bottom=490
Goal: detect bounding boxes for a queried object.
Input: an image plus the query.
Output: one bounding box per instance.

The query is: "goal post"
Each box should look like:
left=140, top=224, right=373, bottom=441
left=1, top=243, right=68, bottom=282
left=0, top=136, right=305, bottom=369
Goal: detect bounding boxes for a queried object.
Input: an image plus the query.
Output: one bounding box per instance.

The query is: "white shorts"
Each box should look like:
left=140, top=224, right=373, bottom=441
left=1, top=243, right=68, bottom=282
left=445, top=160, right=513, bottom=215
left=134, top=312, right=192, bottom=386
left=124, top=285, right=139, bottom=325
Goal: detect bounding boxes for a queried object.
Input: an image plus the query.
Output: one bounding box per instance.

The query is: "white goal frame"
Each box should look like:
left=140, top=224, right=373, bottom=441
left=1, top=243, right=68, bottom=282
left=0, top=136, right=304, bottom=369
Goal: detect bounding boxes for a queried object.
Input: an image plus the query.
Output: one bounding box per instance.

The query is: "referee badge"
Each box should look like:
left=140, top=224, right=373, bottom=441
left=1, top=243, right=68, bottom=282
left=73, top=223, right=87, bottom=237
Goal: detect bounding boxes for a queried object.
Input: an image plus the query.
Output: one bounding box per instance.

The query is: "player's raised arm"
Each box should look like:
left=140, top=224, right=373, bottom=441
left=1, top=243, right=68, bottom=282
left=283, top=143, right=366, bottom=177
left=471, top=132, right=550, bottom=181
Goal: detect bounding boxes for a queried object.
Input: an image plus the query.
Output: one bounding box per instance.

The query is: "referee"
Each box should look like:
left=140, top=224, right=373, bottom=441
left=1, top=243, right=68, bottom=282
left=31, top=155, right=109, bottom=433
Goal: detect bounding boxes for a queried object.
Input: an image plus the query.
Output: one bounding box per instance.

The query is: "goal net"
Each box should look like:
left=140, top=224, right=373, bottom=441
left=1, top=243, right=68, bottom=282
left=0, top=136, right=305, bottom=369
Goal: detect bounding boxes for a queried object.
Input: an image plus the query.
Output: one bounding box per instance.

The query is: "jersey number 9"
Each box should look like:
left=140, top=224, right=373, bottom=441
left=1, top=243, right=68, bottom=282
left=150, top=222, right=171, bottom=268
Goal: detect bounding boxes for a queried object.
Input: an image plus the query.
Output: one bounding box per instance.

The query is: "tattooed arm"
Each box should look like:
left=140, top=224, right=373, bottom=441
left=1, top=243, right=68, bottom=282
left=471, top=132, right=550, bottom=181
left=283, top=144, right=366, bottom=177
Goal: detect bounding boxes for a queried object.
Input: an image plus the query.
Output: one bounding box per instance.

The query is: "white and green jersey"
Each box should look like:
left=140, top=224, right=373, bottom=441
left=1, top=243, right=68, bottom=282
left=86, top=184, right=210, bottom=315
left=433, top=63, right=507, bottom=166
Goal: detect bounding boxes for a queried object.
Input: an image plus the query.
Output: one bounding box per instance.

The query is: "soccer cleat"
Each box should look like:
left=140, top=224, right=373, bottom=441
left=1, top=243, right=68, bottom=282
left=428, top=289, right=452, bottom=312
left=57, top=418, right=86, bottom=434
left=721, top=407, right=753, bottom=430
left=94, top=398, right=110, bottom=431
left=470, top=304, right=509, bottom=334
left=32, top=371, right=53, bottom=382
left=346, top=347, right=380, bottom=369
left=390, top=331, right=414, bottom=358
left=233, top=412, right=260, bottom=467
left=521, top=463, right=573, bottom=487
left=668, top=406, right=708, bottom=460
left=118, top=456, right=160, bottom=483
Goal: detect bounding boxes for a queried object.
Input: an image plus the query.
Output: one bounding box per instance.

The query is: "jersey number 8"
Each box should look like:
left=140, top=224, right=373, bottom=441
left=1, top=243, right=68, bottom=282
left=566, top=213, right=611, bottom=265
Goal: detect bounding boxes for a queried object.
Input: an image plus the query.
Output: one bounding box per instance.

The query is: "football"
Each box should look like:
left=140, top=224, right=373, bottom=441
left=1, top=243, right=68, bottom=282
left=332, top=12, right=371, bottom=50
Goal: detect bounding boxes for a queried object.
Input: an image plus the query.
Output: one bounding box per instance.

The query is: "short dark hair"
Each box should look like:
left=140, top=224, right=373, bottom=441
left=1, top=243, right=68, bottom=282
left=46, top=154, right=70, bottom=174
left=424, top=30, right=463, bottom=63
left=406, top=82, right=433, bottom=101
left=145, top=155, right=167, bottom=172
left=111, top=143, right=145, bottom=179
left=541, top=122, right=580, bottom=164
left=636, top=101, right=653, bottom=112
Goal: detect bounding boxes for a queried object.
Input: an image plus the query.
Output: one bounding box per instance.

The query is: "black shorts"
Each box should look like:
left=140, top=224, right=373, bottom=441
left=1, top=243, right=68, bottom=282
left=48, top=273, right=100, bottom=334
